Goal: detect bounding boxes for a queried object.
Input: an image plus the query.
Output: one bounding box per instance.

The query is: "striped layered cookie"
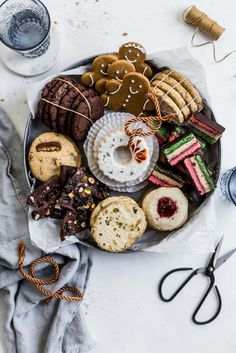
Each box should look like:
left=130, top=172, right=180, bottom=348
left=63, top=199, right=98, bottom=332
left=146, top=119, right=169, bottom=144
left=187, top=113, right=225, bottom=144
left=148, top=162, right=185, bottom=188
left=162, top=132, right=201, bottom=166
left=184, top=155, right=215, bottom=195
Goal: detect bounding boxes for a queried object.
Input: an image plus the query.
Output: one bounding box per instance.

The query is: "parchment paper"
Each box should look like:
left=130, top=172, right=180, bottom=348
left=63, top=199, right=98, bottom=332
left=26, top=46, right=217, bottom=254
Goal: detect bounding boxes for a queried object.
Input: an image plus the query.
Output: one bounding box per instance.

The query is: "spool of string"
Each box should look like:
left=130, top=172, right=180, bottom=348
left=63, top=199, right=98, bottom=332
left=183, top=5, right=236, bottom=63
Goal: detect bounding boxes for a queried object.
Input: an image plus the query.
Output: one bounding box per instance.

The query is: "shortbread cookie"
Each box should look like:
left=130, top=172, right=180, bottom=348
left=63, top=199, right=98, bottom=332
left=91, top=197, right=147, bottom=252
left=142, top=187, right=188, bottom=231
left=161, top=70, right=203, bottom=111
left=95, top=60, right=136, bottom=94
left=81, top=54, right=118, bottom=87
left=151, top=73, right=198, bottom=114
left=118, top=42, right=152, bottom=78
left=101, top=72, right=153, bottom=116
left=97, top=130, right=150, bottom=183
left=151, top=86, right=184, bottom=123
left=90, top=196, right=135, bottom=227
left=28, top=132, right=82, bottom=182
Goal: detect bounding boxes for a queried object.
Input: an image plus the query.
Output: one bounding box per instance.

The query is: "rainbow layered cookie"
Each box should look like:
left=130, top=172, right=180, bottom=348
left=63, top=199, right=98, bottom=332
left=184, top=155, right=215, bottom=195
left=146, top=120, right=169, bottom=144
left=162, top=132, right=201, bottom=166
left=187, top=113, right=225, bottom=144
left=148, top=162, right=185, bottom=188
left=169, top=126, right=207, bottom=151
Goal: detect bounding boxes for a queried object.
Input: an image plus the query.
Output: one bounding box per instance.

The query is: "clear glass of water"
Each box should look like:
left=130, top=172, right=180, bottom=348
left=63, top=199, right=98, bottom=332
left=0, top=0, right=50, bottom=58
left=0, top=0, right=59, bottom=76
left=220, top=167, right=236, bottom=206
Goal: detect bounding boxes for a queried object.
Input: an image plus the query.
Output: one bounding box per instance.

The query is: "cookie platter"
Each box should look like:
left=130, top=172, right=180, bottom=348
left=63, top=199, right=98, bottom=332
left=23, top=42, right=223, bottom=252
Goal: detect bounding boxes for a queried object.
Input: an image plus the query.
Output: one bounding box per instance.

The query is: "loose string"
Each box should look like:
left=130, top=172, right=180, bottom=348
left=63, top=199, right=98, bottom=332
left=41, top=78, right=93, bottom=124
left=18, top=241, right=83, bottom=304
left=125, top=93, right=173, bottom=148
left=183, top=5, right=236, bottom=63
left=190, top=27, right=236, bottom=64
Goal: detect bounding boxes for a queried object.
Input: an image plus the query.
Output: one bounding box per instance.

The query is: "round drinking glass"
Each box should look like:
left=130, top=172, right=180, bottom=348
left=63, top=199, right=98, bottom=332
left=0, top=0, right=59, bottom=76
left=0, top=0, right=50, bottom=58
left=220, top=167, right=236, bottom=206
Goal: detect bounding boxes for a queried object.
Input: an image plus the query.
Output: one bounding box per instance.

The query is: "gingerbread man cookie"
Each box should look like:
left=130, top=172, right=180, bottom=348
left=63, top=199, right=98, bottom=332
left=95, top=60, right=135, bottom=94
left=100, top=72, right=154, bottom=116
left=81, top=54, right=118, bottom=88
left=118, top=42, right=152, bottom=78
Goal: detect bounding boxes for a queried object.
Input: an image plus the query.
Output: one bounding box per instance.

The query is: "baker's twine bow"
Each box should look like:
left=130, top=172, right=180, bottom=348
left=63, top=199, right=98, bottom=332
left=125, top=92, right=173, bottom=148
left=18, top=241, right=83, bottom=304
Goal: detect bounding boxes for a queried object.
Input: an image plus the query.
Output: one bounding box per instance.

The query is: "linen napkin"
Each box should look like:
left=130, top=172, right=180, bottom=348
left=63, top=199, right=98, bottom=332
left=0, top=107, right=93, bottom=353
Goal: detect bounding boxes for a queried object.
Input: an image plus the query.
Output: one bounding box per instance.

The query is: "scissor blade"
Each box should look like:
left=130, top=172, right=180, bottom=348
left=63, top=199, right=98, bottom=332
left=212, top=236, right=224, bottom=267
left=207, top=236, right=224, bottom=268
left=215, top=248, right=236, bottom=269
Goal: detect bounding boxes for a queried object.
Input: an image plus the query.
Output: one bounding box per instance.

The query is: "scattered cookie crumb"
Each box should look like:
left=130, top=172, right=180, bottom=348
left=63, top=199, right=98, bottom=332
left=67, top=19, right=74, bottom=26
left=53, top=21, right=58, bottom=25
left=24, top=100, right=27, bottom=105
left=75, top=1, right=79, bottom=4
left=0, top=98, right=5, bottom=102
left=122, top=32, right=128, bottom=36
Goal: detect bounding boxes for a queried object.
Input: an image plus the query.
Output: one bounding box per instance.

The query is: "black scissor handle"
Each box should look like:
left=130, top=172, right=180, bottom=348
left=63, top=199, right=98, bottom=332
left=192, top=281, right=222, bottom=325
left=159, top=267, right=198, bottom=302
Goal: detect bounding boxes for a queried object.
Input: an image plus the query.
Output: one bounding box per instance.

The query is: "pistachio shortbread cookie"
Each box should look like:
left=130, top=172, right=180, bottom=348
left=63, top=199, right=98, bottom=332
left=91, top=197, right=147, bottom=252
left=90, top=196, right=136, bottom=227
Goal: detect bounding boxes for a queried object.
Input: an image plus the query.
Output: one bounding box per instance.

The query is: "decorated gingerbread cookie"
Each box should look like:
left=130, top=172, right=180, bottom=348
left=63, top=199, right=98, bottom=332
left=100, top=72, right=154, bottom=116
left=118, top=42, right=152, bottom=78
left=95, top=60, right=135, bottom=94
left=81, top=54, right=118, bottom=87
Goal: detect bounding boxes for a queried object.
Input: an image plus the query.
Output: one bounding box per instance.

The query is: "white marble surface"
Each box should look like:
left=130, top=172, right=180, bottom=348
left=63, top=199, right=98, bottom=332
left=1, top=0, right=236, bottom=352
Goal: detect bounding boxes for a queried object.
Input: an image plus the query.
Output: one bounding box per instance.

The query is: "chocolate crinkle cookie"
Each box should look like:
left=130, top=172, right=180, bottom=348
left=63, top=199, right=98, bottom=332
left=27, top=166, right=109, bottom=240
left=36, top=76, right=104, bottom=142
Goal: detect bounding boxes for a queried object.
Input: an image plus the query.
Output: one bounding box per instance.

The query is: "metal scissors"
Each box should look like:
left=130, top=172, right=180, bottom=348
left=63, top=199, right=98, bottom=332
left=158, top=236, right=236, bottom=325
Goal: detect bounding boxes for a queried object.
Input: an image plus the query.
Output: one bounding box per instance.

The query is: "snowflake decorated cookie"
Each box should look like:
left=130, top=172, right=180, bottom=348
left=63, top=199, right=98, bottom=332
left=97, top=129, right=151, bottom=183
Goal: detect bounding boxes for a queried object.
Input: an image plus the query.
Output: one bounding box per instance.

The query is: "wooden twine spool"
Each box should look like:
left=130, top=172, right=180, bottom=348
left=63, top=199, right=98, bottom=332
left=183, top=5, right=225, bottom=40
left=183, top=5, right=236, bottom=63
left=18, top=241, right=83, bottom=304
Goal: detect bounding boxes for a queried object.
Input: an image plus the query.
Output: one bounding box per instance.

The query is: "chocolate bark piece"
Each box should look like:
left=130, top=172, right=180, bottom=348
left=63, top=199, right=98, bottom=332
left=60, top=210, right=88, bottom=241
left=59, top=169, right=95, bottom=212
left=60, top=165, right=78, bottom=187
left=71, top=96, right=104, bottom=141
left=27, top=176, right=61, bottom=208
left=31, top=197, right=65, bottom=220
left=192, top=113, right=225, bottom=134
left=66, top=87, right=96, bottom=136
left=59, top=168, right=108, bottom=212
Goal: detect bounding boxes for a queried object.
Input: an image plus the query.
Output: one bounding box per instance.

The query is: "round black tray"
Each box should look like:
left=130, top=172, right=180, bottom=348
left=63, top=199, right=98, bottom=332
left=23, top=56, right=221, bottom=250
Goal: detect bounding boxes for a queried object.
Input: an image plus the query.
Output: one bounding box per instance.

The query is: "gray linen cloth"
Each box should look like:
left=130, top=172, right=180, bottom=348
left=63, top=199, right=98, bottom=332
left=0, top=108, right=93, bottom=353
